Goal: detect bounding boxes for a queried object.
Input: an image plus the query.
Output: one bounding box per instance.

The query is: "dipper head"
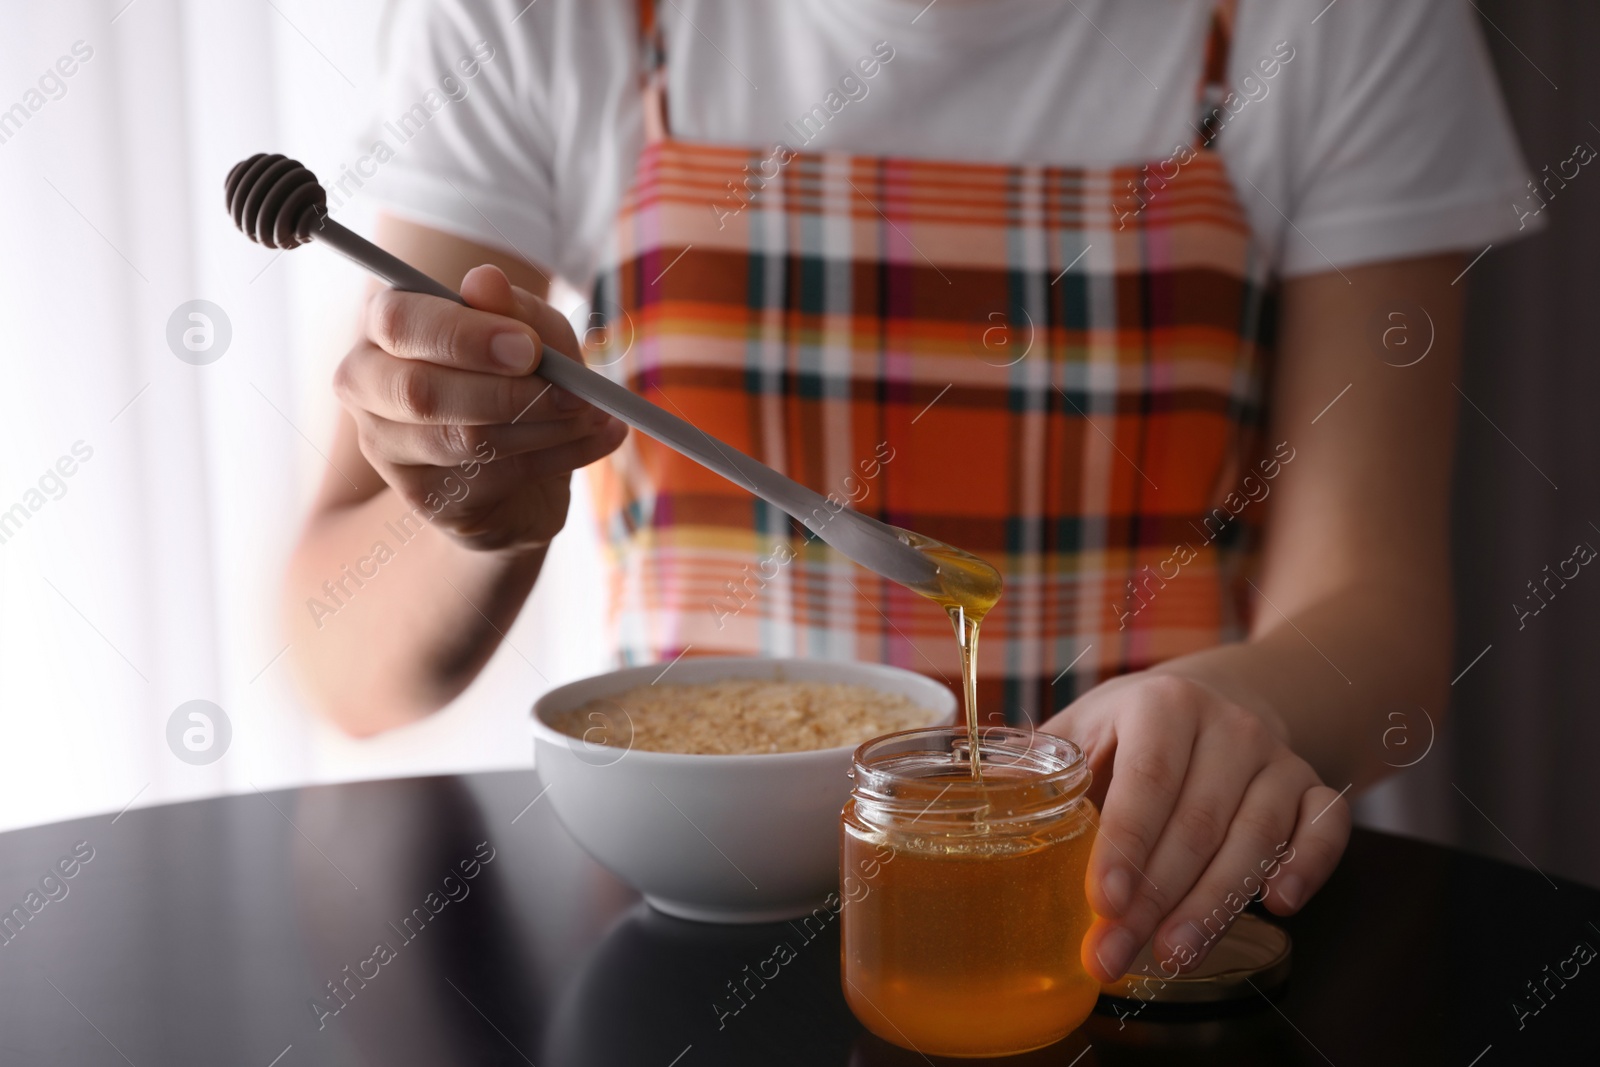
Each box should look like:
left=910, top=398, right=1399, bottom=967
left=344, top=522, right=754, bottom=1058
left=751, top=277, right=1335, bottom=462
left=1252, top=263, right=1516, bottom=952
left=225, top=153, right=327, bottom=249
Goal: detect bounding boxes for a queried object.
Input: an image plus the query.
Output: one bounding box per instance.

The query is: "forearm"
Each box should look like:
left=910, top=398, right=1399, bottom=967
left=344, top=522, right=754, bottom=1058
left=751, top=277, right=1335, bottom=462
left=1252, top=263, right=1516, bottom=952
left=1149, top=254, right=1466, bottom=792
left=1149, top=581, right=1452, bottom=791
left=283, top=486, right=545, bottom=734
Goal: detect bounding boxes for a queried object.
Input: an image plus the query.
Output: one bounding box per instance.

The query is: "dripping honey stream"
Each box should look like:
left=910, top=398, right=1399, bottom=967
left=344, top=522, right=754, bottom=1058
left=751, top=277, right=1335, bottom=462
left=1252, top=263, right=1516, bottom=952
left=893, top=530, right=1004, bottom=781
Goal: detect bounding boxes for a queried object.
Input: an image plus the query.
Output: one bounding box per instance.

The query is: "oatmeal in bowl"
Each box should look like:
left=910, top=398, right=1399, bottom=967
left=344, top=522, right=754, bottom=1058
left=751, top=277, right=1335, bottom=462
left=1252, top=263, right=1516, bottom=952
left=531, top=657, right=954, bottom=922
left=546, top=678, right=933, bottom=756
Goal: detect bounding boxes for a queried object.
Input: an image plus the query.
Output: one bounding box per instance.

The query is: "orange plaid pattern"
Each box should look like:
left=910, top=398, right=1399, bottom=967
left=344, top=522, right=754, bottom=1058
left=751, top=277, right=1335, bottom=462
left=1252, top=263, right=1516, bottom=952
left=585, top=0, right=1273, bottom=724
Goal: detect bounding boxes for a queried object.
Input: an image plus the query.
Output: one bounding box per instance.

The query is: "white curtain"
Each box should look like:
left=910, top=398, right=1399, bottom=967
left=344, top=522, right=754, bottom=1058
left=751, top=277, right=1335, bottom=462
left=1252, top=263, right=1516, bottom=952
left=0, top=0, right=608, bottom=833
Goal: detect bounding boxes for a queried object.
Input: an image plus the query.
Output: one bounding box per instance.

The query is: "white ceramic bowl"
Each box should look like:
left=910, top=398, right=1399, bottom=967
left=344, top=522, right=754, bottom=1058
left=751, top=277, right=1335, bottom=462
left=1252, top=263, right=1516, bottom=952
left=531, top=656, right=955, bottom=923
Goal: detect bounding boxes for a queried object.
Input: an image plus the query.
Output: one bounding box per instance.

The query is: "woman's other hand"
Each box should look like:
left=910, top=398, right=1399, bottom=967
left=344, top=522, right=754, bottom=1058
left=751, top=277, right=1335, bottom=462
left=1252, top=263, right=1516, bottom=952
left=1043, top=671, right=1351, bottom=982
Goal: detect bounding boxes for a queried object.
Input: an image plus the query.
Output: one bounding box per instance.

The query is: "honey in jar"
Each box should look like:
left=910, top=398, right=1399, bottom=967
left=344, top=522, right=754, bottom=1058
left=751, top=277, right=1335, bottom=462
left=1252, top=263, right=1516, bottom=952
left=841, top=727, right=1099, bottom=1058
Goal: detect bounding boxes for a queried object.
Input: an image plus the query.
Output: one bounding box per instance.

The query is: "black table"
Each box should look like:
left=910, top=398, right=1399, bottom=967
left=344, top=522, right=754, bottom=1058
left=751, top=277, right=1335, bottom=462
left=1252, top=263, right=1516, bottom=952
left=0, top=770, right=1594, bottom=1066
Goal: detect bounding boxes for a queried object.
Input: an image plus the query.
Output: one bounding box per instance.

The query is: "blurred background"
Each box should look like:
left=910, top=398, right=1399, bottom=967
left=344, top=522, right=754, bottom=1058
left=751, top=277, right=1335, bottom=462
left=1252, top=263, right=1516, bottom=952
left=0, top=0, right=614, bottom=836
left=0, top=0, right=1595, bottom=887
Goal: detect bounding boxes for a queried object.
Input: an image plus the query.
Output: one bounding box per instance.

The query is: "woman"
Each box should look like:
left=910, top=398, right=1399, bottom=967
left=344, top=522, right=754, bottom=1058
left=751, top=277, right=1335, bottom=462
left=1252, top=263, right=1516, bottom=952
left=285, top=0, right=1536, bottom=982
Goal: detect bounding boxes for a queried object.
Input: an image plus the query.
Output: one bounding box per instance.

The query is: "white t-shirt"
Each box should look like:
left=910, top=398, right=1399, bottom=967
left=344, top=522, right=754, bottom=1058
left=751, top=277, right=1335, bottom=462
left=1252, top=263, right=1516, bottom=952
left=358, top=0, right=1536, bottom=292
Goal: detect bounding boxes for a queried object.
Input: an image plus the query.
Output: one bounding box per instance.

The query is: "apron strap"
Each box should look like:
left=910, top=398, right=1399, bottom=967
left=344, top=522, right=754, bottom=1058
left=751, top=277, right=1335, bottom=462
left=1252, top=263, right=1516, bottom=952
left=639, top=0, right=671, bottom=142
left=1194, top=0, right=1238, bottom=150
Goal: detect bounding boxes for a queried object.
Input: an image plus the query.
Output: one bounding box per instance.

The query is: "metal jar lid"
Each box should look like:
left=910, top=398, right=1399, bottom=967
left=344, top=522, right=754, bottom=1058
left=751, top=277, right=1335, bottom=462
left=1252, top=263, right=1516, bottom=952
left=1099, top=914, right=1292, bottom=1006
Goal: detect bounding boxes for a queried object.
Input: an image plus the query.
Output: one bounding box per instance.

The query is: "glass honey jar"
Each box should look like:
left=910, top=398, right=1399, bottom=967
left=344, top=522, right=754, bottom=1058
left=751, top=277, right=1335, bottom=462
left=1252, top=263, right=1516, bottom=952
left=840, top=726, right=1099, bottom=1058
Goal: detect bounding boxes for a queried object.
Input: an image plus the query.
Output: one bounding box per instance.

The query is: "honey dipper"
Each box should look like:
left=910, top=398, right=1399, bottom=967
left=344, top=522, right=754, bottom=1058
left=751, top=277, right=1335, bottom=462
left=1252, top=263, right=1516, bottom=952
left=224, top=153, right=947, bottom=591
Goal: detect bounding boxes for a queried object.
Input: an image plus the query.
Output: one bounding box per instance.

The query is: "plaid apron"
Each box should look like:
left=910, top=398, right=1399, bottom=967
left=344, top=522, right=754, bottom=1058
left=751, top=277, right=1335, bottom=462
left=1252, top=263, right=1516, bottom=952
left=585, top=0, right=1274, bottom=725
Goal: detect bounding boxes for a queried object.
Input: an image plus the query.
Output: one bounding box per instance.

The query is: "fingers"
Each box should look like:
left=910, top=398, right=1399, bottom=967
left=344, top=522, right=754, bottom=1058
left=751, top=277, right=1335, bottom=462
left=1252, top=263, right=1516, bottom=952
left=355, top=266, right=602, bottom=424
left=1087, top=710, right=1272, bottom=978
left=1147, top=757, right=1311, bottom=971
left=461, top=262, right=590, bottom=387
left=378, top=418, right=628, bottom=552
left=1086, top=764, right=1351, bottom=984
left=498, top=272, right=604, bottom=418
left=335, top=341, right=587, bottom=426
left=1081, top=685, right=1199, bottom=974
left=354, top=406, right=615, bottom=467
left=1261, top=782, right=1350, bottom=918
left=493, top=269, right=587, bottom=357
left=458, top=262, right=520, bottom=318
left=510, top=415, right=630, bottom=481
left=367, top=286, right=546, bottom=376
